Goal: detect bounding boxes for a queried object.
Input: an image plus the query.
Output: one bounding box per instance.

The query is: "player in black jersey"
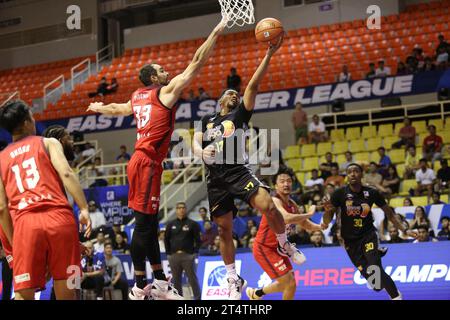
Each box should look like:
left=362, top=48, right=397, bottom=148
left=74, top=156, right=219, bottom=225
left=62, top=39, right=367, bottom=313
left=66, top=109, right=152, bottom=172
left=193, top=35, right=304, bottom=300
left=322, top=163, right=417, bottom=300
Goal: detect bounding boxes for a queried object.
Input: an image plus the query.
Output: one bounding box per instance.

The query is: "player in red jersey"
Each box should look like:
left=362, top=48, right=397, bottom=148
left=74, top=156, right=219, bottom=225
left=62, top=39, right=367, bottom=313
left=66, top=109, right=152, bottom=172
left=86, top=19, right=227, bottom=300
left=0, top=100, right=91, bottom=300
left=247, top=166, right=322, bottom=300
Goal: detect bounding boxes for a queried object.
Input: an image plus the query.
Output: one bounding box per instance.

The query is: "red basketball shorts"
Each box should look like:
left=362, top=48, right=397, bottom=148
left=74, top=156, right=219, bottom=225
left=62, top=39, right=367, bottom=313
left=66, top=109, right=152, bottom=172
left=127, top=153, right=163, bottom=215
left=13, top=210, right=80, bottom=292
left=253, top=241, right=293, bottom=280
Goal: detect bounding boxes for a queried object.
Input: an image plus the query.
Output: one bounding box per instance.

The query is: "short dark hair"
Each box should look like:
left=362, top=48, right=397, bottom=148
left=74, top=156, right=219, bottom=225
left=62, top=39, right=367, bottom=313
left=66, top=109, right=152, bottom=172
left=104, top=242, right=113, bottom=249
left=331, top=164, right=339, bottom=170
left=199, top=207, right=207, bottom=212
left=419, top=158, right=427, bottom=163
left=139, top=64, right=158, bottom=86
left=176, top=202, right=186, bottom=208
left=369, top=161, right=378, bottom=166
left=378, top=147, right=385, bottom=152
left=0, top=100, right=31, bottom=134
left=273, top=165, right=295, bottom=185
left=417, top=225, right=428, bottom=232
left=440, top=216, right=449, bottom=223
left=428, top=125, right=436, bottom=130
left=42, top=125, right=66, bottom=140
left=347, top=163, right=363, bottom=172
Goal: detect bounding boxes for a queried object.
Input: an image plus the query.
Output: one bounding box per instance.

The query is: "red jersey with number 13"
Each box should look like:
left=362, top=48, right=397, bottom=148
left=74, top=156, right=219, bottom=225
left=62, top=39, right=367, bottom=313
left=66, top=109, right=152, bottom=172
left=131, top=85, right=177, bottom=163
left=0, top=136, right=72, bottom=223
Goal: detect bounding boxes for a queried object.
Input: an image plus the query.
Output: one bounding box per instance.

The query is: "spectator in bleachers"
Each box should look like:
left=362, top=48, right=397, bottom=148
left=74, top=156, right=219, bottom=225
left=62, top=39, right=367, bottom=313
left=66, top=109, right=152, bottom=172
left=365, top=62, right=376, bottom=79
left=304, top=169, right=324, bottom=203
left=187, top=89, right=197, bottom=102
left=88, top=201, right=107, bottom=238
left=72, top=145, right=83, bottom=167
left=380, top=164, right=400, bottom=199
left=240, top=220, right=257, bottom=247
left=199, top=207, right=208, bottom=221
left=421, top=57, right=436, bottom=72
left=396, top=62, right=408, bottom=75
left=198, top=87, right=210, bottom=101
left=436, top=159, right=450, bottom=192
left=248, top=238, right=255, bottom=250
left=403, top=197, right=414, bottom=207
left=207, top=235, right=221, bottom=254
left=291, top=102, right=308, bottom=144
left=431, top=192, right=446, bottom=205
left=410, top=206, right=434, bottom=236
left=308, top=114, right=328, bottom=143
left=88, top=77, right=108, bottom=98
left=413, top=47, right=425, bottom=68
left=310, top=230, right=324, bottom=248
left=316, top=183, right=335, bottom=213
left=107, top=167, right=120, bottom=186
left=362, top=162, right=383, bottom=191
left=113, top=233, right=130, bottom=255
left=288, top=225, right=311, bottom=246
left=103, top=243, right=129, bottom=300
left=415, top=159, right=436, bottom=198
left=330, top=223, right=343, bottom=246
left=339, top=151, right=354, bottom=175
left=81, top=241, right=106, bottom=300
left=290, top=173, right=304, bottom=205
left=116, top=145, right=131, bottom=162
left=379, top=207, right=401, bottom=241
left=404, top=145, right=421, bottom=179
left=423, top=125, right=443, bottom=165
left=436, top=34, right=449, bottom=54
left=375, top=60, right=391, bottom=77
left=105, top=78, right=119, bottom=95
left=387, top=226, right=405, bottom=244
left=325, top=165, right=345, bottom=188
left=377, top=147, right=392, bottom=177
left=413, top=226, right=438, bottom=243
left=405, top=56, right=418, bottom=74
left=201, top=220, right=218, bottom=249
left=227, top=67, right=241, bottom=93
left=337, top=65, right=351, bottom=82
left=392, top=117, right=416, bottom=149
left=82, top=142, right=96, bottom=162
left=89, top=156, right=108, bottom=187
left=94, top=230, right=106, bottom=254
left=319, top=152, right=338, bottom=181
left=436, top=46, right=449, bottom=69
left=437, top=217, right=450, bottom=239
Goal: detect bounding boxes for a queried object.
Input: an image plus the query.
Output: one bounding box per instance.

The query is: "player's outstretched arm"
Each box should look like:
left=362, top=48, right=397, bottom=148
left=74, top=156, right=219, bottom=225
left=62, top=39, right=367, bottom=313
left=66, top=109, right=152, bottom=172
left=322, top=196, right=336, bottom=229
left=272, top=197, right=314, bottom=224
left=0, top=179, right=13, bottom=244
left=45, top=138, right=92, bottom=238
left=382, top=204, right=417, bottom=238
left=243, top=34, right=284, bottom=111
left=160, top=19, right=227, bottom=107
left=86, top=101, right=133, bottom=116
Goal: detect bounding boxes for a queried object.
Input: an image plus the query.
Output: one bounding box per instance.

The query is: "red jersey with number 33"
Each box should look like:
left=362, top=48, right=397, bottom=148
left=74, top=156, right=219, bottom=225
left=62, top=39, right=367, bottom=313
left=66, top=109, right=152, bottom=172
left=254, top=193, right=298, bottom=248
left=131, top=85, right=177, bottom=163
left=0, top=136, right=72, bottom=223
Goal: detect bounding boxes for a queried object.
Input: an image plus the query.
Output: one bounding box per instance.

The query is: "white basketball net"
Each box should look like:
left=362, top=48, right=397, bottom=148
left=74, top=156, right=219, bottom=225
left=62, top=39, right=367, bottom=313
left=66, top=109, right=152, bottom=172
left=219, top=0, right=255, bottom=28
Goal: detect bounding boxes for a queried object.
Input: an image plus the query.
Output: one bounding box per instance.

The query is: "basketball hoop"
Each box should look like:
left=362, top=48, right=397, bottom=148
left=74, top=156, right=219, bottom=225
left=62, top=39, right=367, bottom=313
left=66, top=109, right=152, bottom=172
left=219, top=0, right=255, bottom=28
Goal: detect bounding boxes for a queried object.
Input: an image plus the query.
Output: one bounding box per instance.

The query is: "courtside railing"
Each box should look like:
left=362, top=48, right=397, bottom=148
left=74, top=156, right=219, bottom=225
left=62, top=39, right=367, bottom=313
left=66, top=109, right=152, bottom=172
left=317, top=99, right=450, bottom=130
left=71, top=58, right=91, bottom=90
left=96, top=44, right=114, bottom=73
left=0, top=91, right=20, bottom=106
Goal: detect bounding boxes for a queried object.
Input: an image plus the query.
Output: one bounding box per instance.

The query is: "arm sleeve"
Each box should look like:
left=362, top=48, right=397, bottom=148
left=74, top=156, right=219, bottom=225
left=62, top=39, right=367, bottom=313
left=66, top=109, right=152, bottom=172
left=164, top=223, right=171, bottom=254
left=372, top=189, right=387, bottom=208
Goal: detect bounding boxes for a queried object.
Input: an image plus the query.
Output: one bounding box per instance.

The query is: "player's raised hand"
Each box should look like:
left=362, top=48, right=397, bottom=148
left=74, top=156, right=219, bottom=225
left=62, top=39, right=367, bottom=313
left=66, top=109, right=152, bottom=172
left=79, top=208, right=92, bottom=239
left=214, top=16, right=229, bottom=34
left=87, top=102, right=104, bottom=113
left=267, top=32, right=285, bottom=56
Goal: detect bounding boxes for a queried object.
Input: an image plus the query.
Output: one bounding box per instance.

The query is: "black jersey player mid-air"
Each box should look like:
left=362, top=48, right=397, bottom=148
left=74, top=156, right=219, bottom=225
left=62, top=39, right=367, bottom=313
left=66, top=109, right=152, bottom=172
left=322, top=163, right=418, bottom=300
left=193, top=35, right=305, bottom=300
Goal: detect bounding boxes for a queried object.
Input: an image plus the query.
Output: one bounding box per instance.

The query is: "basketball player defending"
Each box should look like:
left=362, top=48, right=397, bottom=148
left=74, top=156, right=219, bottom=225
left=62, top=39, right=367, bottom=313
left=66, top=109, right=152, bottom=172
left=0, top=100, right=91, bottom=300
left=86, top=19, right=227, bottom=300
left=193, top=35, right=306, bottom=300
left=322, top=163, right=418, bottom=300
left=247, top=166, right=322, bottom=300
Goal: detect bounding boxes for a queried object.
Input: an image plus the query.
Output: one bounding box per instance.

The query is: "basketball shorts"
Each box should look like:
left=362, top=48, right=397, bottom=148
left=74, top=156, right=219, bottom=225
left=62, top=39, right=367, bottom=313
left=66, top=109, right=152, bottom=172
left=253, top=241, right=292, bottom=280
left=206, top=165, right=269, bottom=218
left=343, top=230, right=380, bottom=272
left=13, top=210, right=80, bottom=292
left=0, top=226, right=13, bottom=268
left=127, top=152, right=163, bottom=215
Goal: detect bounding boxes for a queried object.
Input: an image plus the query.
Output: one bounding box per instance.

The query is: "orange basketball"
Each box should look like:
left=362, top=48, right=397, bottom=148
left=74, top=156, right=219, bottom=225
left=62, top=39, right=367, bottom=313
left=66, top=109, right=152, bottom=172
left=255, top=18, right=284, bottom=43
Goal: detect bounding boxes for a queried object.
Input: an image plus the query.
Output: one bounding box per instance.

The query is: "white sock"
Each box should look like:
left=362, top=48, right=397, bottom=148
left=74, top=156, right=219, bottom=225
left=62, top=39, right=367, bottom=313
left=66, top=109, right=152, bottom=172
left=225, top=263, right=238, bottom=280
left=276, top=232, right=288, bottom=246
left=392, top=291, right=403, bottom=300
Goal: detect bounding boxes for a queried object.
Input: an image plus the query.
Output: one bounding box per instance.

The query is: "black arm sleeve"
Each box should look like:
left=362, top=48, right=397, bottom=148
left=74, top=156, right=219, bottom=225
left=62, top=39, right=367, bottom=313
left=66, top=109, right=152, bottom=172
left=372, top=189, right=387, bottom=208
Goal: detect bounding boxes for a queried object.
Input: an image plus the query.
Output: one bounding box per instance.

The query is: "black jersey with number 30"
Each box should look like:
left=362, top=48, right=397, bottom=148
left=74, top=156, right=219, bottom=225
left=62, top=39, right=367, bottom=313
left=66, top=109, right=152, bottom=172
left=331, top=185, right=386, bottom=240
